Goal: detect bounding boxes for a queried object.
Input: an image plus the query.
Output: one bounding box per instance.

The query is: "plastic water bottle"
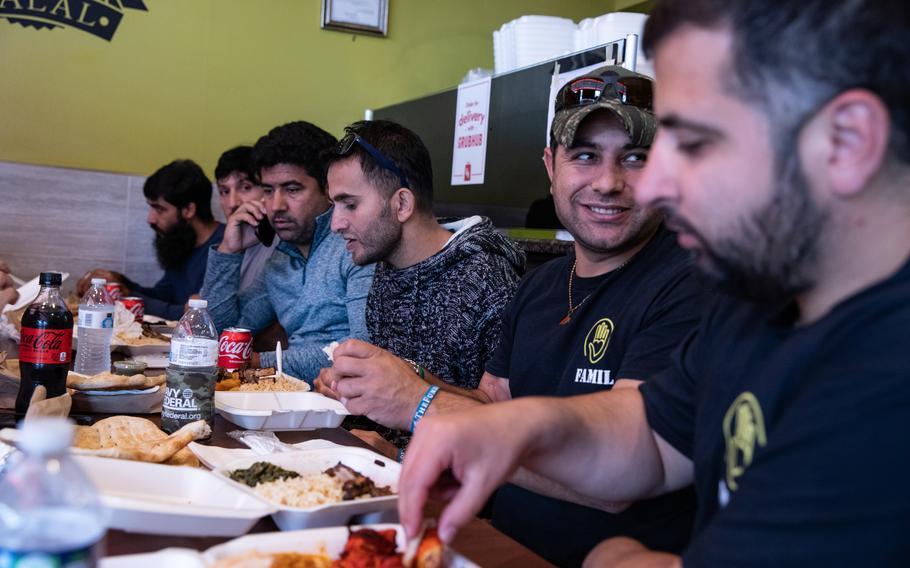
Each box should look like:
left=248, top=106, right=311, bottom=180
left=162, top=298, right=218, bottom=435
left=0, top=418, right=108, bottom=567
left=74, top=278, right=114, bottom=376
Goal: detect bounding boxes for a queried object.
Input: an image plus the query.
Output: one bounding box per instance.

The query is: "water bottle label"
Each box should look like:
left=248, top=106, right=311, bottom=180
left=19, top=327, right=73, bottom=365
left=169, top=338, right=217, bottom=367
left=77, top=309, right=114, bottom=330
left=0, top=545, right=94, bottom=568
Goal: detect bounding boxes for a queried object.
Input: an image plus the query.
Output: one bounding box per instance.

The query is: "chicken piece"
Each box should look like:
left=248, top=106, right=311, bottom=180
left=333, top=529, right=403, bottom=568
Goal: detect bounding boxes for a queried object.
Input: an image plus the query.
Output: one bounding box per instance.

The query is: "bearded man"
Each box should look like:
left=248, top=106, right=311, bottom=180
left=78, top=160, right=224, bottom=319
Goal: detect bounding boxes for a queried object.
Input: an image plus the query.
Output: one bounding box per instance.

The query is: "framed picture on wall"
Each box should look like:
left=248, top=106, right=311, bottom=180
left=321, top=0, right=389, bottom=37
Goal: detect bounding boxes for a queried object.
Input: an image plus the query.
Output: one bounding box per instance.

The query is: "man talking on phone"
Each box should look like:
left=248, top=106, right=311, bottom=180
left=203, top=121, right=375, bottom=381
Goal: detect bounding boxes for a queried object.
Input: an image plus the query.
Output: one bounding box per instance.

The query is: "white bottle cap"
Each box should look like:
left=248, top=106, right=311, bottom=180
left=188, top=299, right=208, bottom=309
left=91, top=278, right=107, bottom=285
left=18, top=418, right=74, bottom=456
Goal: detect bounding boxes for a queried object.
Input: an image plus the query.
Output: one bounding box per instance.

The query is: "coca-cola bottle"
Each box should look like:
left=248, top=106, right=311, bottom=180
left=17, top=272, right=74, bottom=415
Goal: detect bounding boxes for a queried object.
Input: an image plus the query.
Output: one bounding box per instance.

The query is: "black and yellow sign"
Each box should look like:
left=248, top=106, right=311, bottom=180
left=0, top=0, right=147, bottom=41
left=584, top=317, right=614, bottom=365
left=722, top=391, right=767, bottom=492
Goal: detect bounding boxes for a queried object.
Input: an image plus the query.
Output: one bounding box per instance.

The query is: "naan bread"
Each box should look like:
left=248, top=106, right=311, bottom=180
left=71, top=416, right=209, bottom=466
left=67, top=371, right=164, bottom=391
left=73, top=425, right=101, bottom=449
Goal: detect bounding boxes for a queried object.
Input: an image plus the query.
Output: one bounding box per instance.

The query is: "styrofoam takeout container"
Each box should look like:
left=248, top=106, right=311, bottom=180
left=202, top=524, right=404, bottom=564
left=215, top=447, right=400, bottom=530
left=101, top=524, right=481, bottom=568
left=74, top=455, right=276, bottom=537
left=215, top=391, right=349, bottom=431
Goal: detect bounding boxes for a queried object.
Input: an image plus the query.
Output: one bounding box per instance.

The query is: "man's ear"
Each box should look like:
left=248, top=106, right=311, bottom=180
left=543, top=147, right=556, bottom=183
left=807, top=89, right=890, bottom=198
left=543, top=147, right=559, bottom=197
left=391, top=188, right=416, bottom=223
left=180, top=202, right=197, bottom=220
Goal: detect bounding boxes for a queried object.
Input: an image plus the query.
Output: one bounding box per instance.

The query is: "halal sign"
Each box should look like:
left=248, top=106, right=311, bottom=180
left=0, top=0, right=148, bottom=41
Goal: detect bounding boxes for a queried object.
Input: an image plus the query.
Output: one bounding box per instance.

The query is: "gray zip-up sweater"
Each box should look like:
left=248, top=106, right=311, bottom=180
left=202, top=208, right=374, bottom=381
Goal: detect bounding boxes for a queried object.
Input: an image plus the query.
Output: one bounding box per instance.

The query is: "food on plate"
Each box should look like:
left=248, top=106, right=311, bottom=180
left=70, top=415, right=209, bottom=466
left=335, top=528, right=403, bottom=568
left=226, top=462, right=393, bottom=509
left=111, top=303, right=170, bottom=346
left=115, top=326, right=169, bottom=346
left=411, top=528, right=443, bottom=568
left=229, top=462, right=301, bottom=487
left=212, top=550, right=332, bottom=568
left=66, top=370, right=164, bottom=391
left=216, top=366, right=311, bottom=392
left=210, top=528, right=442, bottom=568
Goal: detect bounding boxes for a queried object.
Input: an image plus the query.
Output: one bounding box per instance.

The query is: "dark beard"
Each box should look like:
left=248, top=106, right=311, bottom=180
left=153, top=218, right=198, bottom=270
left=664, top=150, right=827, bottom=304
left=356, top=204, right=402, bottom=266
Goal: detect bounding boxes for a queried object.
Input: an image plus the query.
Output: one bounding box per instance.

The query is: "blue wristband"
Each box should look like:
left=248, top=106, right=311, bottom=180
left=409, top=385, right=440, bottom=433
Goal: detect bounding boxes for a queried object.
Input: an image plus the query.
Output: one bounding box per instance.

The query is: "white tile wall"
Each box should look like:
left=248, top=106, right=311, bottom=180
left=0, top=161, right=225, bottom=295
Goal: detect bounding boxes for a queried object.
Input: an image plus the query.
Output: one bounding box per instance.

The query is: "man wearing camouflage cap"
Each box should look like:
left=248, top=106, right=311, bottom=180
left=369, top=65, right=704, bottom=565
left=479, top=64, right=704, bottom=566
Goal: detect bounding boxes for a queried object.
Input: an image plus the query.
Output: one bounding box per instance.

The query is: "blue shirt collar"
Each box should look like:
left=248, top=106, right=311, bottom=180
left=276, top=206, right=333, bottom=260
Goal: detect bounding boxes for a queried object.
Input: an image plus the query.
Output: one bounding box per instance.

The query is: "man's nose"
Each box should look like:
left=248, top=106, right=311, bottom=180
left=227, top=191, right=240, bottom=212
left=270, top=189, right=286, bottom=211
left=591, top=162, right=622, bottom=194
left=636, top=134, right=677, bottom=208
left=330, top=209, right=347, bottom=233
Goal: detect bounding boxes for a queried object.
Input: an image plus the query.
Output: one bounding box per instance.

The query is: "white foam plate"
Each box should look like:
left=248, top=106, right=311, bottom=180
left=142, top=314, right=177, bottom=326
left=100, top=549, right=204, bottom=568
left=215, top=447, right=400, bottom=530
left=74, top=455, right=275, bottom=537
left=203, top=524, right=404, bottom=564
left=101, top=525, right=480, bottom=568
left=130, top=353, right=170, bottom=368
left=2, top=272, right=69, bottom=313
left=78, top=385, right=159, bottom=396
left=119, top=341, right=170, bottom=356
left=215, top=391, right=348, bottom=431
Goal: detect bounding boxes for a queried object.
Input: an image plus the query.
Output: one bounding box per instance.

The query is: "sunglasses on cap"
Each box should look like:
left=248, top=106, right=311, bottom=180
left=336, top=132, right=410, bottom=189
left=555, top=74, right=653, bottom=113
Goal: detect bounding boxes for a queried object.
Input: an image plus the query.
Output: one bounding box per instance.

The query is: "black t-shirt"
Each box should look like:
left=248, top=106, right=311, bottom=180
left=641, top=258, right=910, bottom=567
left=487, top=226, right=703, bottom=567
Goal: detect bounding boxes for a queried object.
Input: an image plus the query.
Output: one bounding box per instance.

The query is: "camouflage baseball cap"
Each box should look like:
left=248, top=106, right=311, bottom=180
left=551, top=65, right=657, bottom=148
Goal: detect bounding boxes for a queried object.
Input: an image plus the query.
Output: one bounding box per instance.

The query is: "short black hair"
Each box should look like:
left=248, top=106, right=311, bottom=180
left=327, top=120, right=434, bottom=213
left=215, top=146, right=253, bottom=182
left=143, top=159, right=214, bottom=222
left=643, top=0, right=910, bottom=164
left=251, top=121, right=337, bottom=190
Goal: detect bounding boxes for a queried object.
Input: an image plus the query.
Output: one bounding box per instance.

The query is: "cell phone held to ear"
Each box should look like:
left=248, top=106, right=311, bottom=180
left=255, top=216, right=276, bottom=247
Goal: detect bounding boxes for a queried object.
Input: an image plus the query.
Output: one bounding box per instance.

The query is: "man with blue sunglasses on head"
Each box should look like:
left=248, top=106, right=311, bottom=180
left=314, top=119, right=525, bottom=457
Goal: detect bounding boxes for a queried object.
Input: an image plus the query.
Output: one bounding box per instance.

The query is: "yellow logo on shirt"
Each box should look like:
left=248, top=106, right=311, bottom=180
left=584, top=318, right=614, bottom=364
left=722, top=391, right=767, bottom=492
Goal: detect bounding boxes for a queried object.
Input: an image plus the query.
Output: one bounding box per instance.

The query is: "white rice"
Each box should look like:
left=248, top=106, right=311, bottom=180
left=253, top=473, right=344, bottom=508
left=238, top=374, right=311, bottom=392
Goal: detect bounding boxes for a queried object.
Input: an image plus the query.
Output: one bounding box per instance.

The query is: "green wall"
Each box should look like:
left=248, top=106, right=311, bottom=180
left=0, top=0, right=623, bottom=177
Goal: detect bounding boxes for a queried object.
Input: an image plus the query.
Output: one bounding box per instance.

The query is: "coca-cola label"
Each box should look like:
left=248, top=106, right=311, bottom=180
left=169, top=338, right=218, bottom=367
left=122, top=298, right=144, bottom=321
left=77, top=308, right=114, bottom=330
left=219, top=334, right=253, bottom=367
left=20, top=326, right=73, bottom=364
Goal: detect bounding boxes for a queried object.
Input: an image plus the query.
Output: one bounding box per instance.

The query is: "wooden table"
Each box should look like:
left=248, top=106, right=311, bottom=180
left=97, top=414, right=554, bottom=567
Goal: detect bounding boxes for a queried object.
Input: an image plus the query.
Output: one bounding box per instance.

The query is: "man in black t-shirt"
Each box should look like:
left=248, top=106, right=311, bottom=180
left=321, top=67, right=703, bottom=566
left=398, top=1, right=910, bottom=566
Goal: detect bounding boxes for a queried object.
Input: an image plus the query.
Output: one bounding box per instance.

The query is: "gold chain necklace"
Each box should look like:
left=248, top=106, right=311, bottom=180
left=559, top=257, right=632, bottom=326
